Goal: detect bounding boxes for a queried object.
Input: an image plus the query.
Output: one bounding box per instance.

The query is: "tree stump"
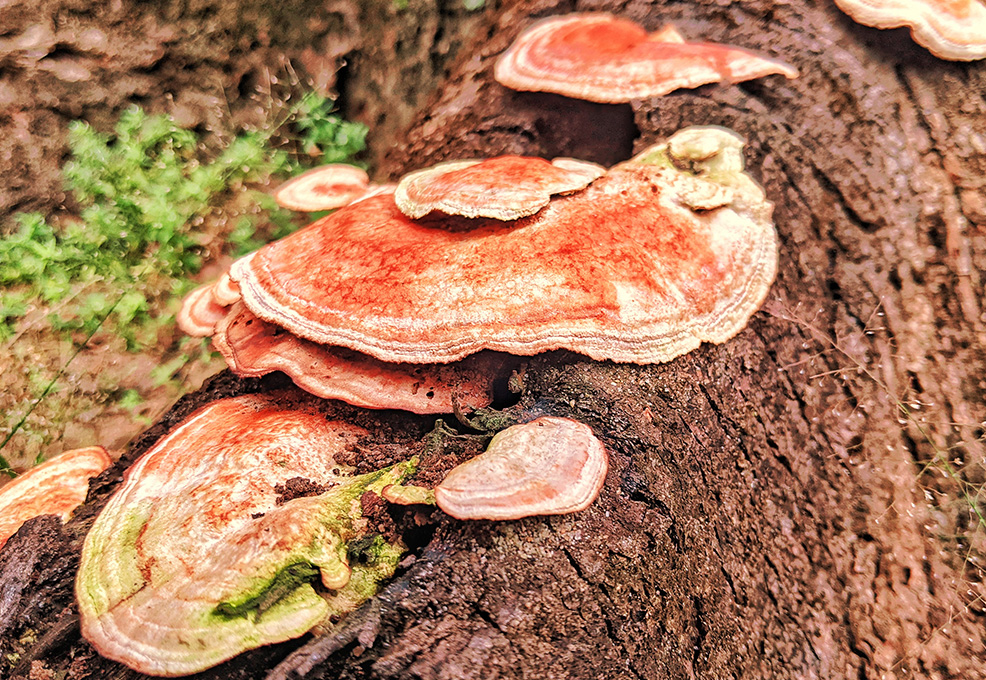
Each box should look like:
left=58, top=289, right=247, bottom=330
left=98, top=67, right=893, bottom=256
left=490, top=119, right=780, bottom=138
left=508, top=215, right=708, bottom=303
left=2, top=1, right=984, bottom=678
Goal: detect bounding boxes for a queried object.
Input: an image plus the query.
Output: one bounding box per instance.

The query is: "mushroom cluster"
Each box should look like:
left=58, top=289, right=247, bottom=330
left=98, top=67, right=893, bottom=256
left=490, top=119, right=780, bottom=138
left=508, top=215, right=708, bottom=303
left=89, top=15, right=788, bottom=671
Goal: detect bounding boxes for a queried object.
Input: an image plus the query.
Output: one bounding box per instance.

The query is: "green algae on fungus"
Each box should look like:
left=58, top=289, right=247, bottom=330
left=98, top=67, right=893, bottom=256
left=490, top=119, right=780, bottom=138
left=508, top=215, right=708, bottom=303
left=76, top=393, right=415, bottom=677
left=232, top=125, right=778, bottom=366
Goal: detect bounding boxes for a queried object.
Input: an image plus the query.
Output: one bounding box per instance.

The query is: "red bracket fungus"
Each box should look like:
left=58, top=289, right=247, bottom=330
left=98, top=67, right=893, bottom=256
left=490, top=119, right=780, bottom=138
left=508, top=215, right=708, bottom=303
left=494, top=13, right=798, bottom=103
left=394, top=156, right=605, bottom=220
left=434, top=417, right=608, bottom=520
left=230, top=126, right=778, bottom=366
left=212, top=302, right=519, bottom=414
left=0, top=446, right=112, bottom=549
left=77, top=393, right=417, bottom=677
left=834, top=0, right=986, bottom=60
left=273, top=164, right=371, bottom=212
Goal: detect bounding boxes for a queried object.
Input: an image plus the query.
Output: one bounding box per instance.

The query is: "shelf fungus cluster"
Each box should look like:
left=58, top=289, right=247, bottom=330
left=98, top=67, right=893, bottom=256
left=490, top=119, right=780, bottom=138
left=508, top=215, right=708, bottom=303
left=835, top=0, right=986, bottom=61
left=0, top=445, right=112, bottom=548
left=77, top=393, right=416, bottom=677
left=141, top=124, right=781, bottom=674
left=494, top=13, right=798, bottom=102
left=230, top=125, right=777, bottom=366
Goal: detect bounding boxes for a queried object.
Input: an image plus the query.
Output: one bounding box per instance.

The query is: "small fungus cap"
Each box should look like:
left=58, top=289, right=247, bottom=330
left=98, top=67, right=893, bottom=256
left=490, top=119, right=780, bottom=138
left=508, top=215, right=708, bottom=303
left=494, top=13, right=798, bottom=103
left=212, top=302, right=519, bottom=414
left=177, top=281, right=228, bottom=338
left=394, top=156, right=605, bottom=220
left=77, top=393, right=415, bottom=676
left=212, top=271, right=241, bottom=307
left=435, top=416, right=608, bottom=520
left=0, top=446, right=112, bottom=548
left=274, top=164, right=370, bottom=212
left=834, top=0, right=986, bottom=60
left=231, top=125, right=778, bottom=366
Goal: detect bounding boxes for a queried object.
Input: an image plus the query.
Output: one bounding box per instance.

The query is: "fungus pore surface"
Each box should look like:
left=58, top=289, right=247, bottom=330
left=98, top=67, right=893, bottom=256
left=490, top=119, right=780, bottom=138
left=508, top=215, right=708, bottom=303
left=212, top=302, right=519, bottom=414
left=494, top=13, right=798, bottom=103
left=231, top=126, right=778, bottom=365
left=77, top=393, right=415, bottom=677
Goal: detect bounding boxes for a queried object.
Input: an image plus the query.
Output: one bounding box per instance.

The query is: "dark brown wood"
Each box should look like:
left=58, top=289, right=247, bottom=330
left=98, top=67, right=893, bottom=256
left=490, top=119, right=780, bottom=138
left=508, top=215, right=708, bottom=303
left=3, top=1, right=985, bottom=678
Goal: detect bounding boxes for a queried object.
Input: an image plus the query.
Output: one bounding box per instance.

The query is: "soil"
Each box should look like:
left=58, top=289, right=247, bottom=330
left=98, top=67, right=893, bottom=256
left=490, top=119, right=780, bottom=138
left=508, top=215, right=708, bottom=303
left=1, top=0, right=985, bottom=679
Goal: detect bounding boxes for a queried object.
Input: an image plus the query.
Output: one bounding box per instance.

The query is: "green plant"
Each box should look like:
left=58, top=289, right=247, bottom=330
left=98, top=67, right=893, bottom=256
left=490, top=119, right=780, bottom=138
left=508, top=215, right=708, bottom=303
left=0, top=96, right=368, bottom=475
left=291, top=92, right=368, bottom=167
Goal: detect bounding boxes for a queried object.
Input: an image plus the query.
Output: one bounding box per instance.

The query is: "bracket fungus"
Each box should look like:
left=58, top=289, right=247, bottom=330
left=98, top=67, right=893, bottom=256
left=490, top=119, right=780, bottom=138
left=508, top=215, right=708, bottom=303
left=77, top=394, right=416, bottom=676
left=494, top=13, right=798, bottom=103
left=176, top=280, right=230, bottom=338
left=380, top=418, right=607, bottom=520
left=0, top=446, right=112, bottom=548
left=231, top=125, right=778, bottom=366
left=273, top=164, right=371, bottom=212
left=435, top=417, right=608, bottom=520
left=394, top=156, right=605, bottom=220
left=834, top=0, right=986, bottom=60
left=212, top=302, right=519, bottom=414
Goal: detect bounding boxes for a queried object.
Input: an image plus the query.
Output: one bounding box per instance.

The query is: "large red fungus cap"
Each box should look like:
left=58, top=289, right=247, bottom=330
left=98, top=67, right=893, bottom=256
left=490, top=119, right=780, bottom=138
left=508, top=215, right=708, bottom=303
left=435, top=416, right=608, bottom=520
left=77, top=393, right=416, bottom=676
left=274, top=164, right=371, bottom=212
left=834, top=0, right=986, bottom=60
left=231, top=126, right=777, bottom=365
left=177, top=281, right=229, bottom=338
left=394, top=156, right=605, bottom=220
left=212, top=302, right=519, bottom=414
left=0, top=446, right=112, bottom=548
left=494, top=13, right=798, bottom=103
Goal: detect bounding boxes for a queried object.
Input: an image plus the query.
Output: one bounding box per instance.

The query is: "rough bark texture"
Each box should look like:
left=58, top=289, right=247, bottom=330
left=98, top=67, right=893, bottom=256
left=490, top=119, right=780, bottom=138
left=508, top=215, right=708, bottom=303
left=2, top=0, right=985, bottom=679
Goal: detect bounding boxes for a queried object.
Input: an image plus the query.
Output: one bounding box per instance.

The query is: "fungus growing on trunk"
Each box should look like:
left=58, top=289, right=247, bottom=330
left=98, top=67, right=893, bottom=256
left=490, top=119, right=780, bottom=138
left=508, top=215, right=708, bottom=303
left=834, top=0, right=986, bottom=60
left=0, top=446, right=112, bottom=548
left=77, top=394, right=416, bottom=676
left=273, top=164, right=371, bottom=212
left=231, top=126, right=778, bottom=366
left=212, top=302, right=519, bottom=414
left=436, top=417, right=607, bottom=520
left=394, top=156, right=605, bottom=219
left=385, top=417, right=608, bottom=520
left=494, top=13, right=798, bottom=103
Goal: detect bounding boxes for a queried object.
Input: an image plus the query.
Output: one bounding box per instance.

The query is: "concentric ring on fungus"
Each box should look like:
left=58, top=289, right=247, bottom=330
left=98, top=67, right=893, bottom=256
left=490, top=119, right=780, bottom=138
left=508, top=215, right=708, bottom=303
left=0, top=446, right=112, bottom=548
left=231, top=126, right=778, bottom=366
left=394, top=156, right=605, bottom=220
left=494, top=13, right=798, bottom=103
left=77, top=393, right=416, bottom=677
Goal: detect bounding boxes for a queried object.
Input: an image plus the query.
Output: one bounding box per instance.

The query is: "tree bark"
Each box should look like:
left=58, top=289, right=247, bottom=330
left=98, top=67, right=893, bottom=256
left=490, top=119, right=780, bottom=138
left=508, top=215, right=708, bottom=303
left=3, top=0, right=985, bottom=678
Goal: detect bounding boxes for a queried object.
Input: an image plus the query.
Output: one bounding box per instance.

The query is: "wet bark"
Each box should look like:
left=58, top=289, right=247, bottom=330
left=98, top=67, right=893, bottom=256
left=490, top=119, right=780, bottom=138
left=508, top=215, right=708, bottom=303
left=3, top=0, right=986, bottom=678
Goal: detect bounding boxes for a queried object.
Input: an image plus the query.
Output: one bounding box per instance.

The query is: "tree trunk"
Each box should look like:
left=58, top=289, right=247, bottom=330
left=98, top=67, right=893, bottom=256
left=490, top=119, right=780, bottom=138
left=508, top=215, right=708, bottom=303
left=3, top=0, right=985, bottom=678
